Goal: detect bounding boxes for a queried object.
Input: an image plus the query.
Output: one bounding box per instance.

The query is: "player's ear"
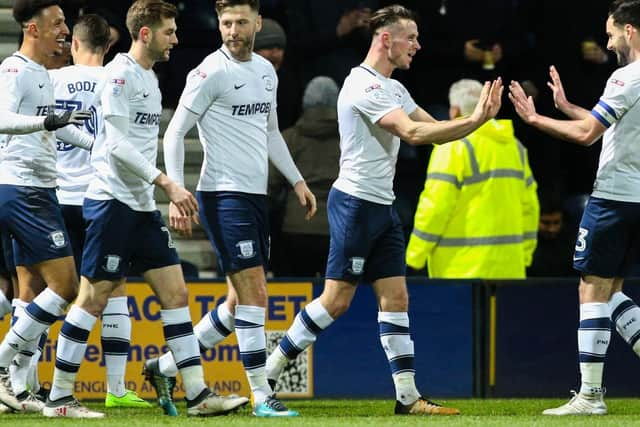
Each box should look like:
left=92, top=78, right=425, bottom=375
left=255, top=14, right=262, bottom=33
left=139, top=26, right=151, bottom=44
left=72, top=36, right=80, bottom=52
left=380, top=31, right=392, bottom=48
left=24, top=20, right=38, bottom=38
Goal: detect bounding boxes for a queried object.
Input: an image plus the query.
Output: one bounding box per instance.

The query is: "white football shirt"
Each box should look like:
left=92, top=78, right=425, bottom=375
left=333, top=64, right=417, bottom=205
left=50, top=65, right=106, bottom=206
left=0, top=52, right=57, bottom=187
left=591, top=60, right=640, bottom=202
left=178, top=46, right=278, bottom=194
left=86, top=53, right=162, bottom=211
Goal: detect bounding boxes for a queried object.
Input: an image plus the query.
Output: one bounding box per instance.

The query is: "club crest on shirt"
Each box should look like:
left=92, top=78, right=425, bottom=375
left=49, top=231, right=67, bottom=248
left=103, top=254, right=121, bottom=273
left=236, top=240, right=256, bottom=259
left=262, top=74, right=274, bottom=92
left=349, top=257, right=365, bottom=275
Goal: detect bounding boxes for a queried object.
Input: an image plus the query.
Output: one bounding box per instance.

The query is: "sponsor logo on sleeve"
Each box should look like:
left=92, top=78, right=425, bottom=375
left=111, top=78, right=125, bottom=96
left=365, top=83, right=381, bottom=93
left=610, top=78, right=625, bottom=87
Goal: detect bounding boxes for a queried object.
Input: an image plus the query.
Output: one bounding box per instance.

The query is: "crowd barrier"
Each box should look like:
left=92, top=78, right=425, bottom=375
left=1, top=278, right=638, bottom=399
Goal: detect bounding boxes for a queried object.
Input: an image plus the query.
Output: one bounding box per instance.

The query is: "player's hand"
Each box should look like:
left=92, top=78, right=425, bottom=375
left=294, top=180, right=317, bottom=220
left=547, top=65, right=570, bottom=111
left=508, top=80, right=538, bottom=124
left=164, top=181, right=199, bottom=219
left=469, top=78, right=503, bottom=124
left=169, top=202, right=199, bottom=237
left=44, top=110, right=92, bottom=131
left=486, top=77, right=503, bottom=119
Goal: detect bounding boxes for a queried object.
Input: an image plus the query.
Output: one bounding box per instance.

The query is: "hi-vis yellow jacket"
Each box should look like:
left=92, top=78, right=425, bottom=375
left=406, top=119, right=539, bottom=279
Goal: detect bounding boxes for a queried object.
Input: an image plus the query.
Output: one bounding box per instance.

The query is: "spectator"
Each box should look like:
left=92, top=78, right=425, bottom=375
left=518, top=0, right=616, bottom=195
left=83, top=1, right=132, bottom=62
left=527, top=191, right=577, bottom=277
left=406, top=79, right=539, bottom=278
left=154, top=0, right=222, bottom=108
left=268, top=76, right=340, bottom=277
left=391, top=0, right=530, bottom=118
left=285, top=0, right=377, bottom=87
left=254, top=18, right=302, bottom=129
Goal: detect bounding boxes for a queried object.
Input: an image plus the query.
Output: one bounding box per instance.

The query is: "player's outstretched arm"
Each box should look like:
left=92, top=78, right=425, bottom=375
left=547, top=65, right=590, bottom=120
left=378, top=79, right=503, bottom=145
left=508, top=80, right=605, bottom=146
left=55, top=117, right=94, bottom=150
left=44, top=110, right=92, bottom=131
left=0, top=109, right=90, bottom=135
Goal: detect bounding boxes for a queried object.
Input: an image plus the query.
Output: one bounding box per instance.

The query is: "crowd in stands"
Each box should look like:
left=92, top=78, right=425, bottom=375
left=42, top=0, right=616, bottom=278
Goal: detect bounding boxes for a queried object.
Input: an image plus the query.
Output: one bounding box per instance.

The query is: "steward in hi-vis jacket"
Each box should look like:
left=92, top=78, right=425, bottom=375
left=406, top=93, right=539, bottom=278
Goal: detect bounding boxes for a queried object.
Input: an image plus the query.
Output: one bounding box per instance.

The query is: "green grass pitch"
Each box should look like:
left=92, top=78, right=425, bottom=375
left=3, top=398, right=640, bottom=426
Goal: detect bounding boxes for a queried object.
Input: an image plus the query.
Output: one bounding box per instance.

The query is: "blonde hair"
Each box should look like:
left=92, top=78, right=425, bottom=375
left=448, top=79, right=483, bottom=116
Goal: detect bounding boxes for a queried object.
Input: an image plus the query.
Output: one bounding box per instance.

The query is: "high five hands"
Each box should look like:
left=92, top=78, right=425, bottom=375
left=508, top=79, right=538, bottom=125
left=470, top=77, right=504, bottom=124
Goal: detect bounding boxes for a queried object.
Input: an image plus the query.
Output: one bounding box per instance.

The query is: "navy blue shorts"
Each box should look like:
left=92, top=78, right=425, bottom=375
left=197, top=191, right=269, bottom=275
left=0, top=232, right=15, bottom=278
left=0, top=185, right=73, bottom=266
left=325, top=187, right=406, bottom=284
left=61, top=204, right=85, bottom=274
left=81, top=198, right=180, bottom=281
left=573, top=196, right=640, bottom=278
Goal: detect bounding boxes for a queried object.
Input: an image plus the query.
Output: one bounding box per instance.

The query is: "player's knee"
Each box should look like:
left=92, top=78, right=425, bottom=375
left=78, top=296, right=109, bottom=317
left=325, top=297, right=351, bottom=319
left=161, top=286, right=189, bottom=309
left=579, top=275, right=613, bottom=303
left=51, top=282, right=79, bottom=304
left=379, top=292, right=408, bottom=312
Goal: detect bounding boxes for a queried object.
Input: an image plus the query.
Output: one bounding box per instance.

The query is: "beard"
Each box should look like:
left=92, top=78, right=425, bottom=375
left=616, top=44, right=630, bottom=66
left=225, top=37, right=253, bottom=57
left=149, top=41, right=172, bottom=63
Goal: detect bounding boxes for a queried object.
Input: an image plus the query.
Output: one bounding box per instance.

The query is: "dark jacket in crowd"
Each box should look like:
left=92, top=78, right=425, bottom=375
left=270, top=106, right=340, bottom=236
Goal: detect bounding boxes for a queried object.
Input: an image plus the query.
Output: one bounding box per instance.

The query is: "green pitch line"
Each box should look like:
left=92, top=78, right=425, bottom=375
left=3, top=399, right=640, bottom=426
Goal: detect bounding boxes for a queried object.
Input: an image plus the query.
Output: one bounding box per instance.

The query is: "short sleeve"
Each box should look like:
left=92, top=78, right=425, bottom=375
left=591, top=69, right=640, bottom=128
left=397, top=82, right=418, bottom=115
left=101, top=66, right=134, bottom=119
left=353, top=82, right=402, bottom=124
left=179, top=66, right=219, bottom=115
left=0, top=64, right=23, bottom=112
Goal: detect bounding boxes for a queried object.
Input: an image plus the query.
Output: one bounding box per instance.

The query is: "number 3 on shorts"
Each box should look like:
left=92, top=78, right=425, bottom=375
left=575, top=227, right=588, bottom=252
